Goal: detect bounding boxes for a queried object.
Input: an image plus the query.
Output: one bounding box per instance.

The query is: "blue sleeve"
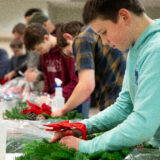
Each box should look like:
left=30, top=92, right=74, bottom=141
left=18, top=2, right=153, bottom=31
left=79, top=49, right=160, bottom=153
left=0, top=49, right=10, bottom=79
left=79, top=71, right=133, bottom=153
left=9, top=56, right=15, bottom=71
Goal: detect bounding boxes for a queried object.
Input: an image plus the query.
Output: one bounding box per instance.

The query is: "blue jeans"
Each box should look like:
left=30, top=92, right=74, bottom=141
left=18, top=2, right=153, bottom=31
left=77, top=99, right=91, bottom=118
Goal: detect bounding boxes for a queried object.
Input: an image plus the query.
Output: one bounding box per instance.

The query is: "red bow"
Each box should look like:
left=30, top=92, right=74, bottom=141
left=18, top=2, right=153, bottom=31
left=22, top=100, right=52, bottom=115
left=44, top=120, right=87, bottom=140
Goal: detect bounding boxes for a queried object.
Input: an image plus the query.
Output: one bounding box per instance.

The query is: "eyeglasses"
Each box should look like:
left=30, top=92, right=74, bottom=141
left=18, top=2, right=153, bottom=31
left=10, top=44, right=22, bottom=48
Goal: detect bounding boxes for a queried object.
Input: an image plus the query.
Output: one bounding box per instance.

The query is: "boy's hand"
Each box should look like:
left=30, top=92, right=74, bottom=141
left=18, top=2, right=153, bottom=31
left=50, top=129, right=81, bottom=150
left=60, top=136, right=80, bottom=151
left=50, top=130, right=73, bottom=143
left=4, top=71, right=16, bottom=81
left=51, top=109, right=65, bottom=117
left=24, top=68, right=38, bottom=82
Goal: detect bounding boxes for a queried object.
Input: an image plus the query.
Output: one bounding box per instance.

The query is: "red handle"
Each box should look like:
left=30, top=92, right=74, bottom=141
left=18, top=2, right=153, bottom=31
left=44, top=120, right=87, bottom=140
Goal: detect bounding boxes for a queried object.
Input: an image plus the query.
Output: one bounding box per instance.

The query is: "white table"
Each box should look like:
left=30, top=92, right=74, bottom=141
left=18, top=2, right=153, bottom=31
left=6, top=153, right=22, bottom=160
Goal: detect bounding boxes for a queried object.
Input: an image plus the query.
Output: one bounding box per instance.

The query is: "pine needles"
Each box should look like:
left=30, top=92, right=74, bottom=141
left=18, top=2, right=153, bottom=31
left=15, top=138, right=131, bottom=160
left=4, top=102, right=83, bottom=120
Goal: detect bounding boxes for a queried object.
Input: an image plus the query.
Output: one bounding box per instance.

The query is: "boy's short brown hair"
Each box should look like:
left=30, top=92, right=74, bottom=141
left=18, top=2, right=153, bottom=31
left=24, top=23, right=48, bottom=50
left=24, top=8, right=42, bottom=18
left=83, top=0, right=145, bottom=24
left=56, top=21, right=83, bottom=52
left=12, top=23, right=26, bottom=35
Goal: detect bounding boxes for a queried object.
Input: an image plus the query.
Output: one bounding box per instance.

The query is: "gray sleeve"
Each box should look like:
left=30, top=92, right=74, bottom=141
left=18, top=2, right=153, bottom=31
left=27, top=51, right=40, bottom=69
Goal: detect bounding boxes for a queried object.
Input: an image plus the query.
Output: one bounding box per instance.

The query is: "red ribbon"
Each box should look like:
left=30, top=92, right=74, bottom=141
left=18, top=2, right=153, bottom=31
left=44, top=120, right=87, bottom=140
left=0, top=77, right=8, bottom=85
left=22, top=100, right=52, bottom=115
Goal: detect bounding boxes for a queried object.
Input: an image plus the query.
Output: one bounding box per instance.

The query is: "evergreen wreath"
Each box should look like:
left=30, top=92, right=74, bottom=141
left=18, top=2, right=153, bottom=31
left=4, top=101, right=83, bottom=120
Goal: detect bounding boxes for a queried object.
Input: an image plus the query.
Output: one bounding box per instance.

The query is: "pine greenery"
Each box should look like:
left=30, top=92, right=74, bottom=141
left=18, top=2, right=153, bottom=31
left=4, top=102, right=28, bottom=120
left=4, top=102, right=83, bottom=120
left=43, top=110, right=83, bottom=120
left=15, top=138, right=131, bottom=160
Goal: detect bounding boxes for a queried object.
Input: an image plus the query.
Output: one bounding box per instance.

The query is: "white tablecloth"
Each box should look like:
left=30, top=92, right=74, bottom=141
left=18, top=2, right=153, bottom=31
left=6, top=153, right=22, bottom=160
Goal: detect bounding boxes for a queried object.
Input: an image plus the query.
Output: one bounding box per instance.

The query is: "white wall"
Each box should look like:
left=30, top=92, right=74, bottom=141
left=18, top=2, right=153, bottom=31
left=0, top=0, right=48, bottom=57
left=0, top=0, right=160, bottom=57
left=47, top=0, right=85, bottom=24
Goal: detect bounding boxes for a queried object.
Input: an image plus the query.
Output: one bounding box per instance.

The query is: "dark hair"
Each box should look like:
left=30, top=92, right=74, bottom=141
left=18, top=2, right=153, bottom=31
left=83, top=0, right=145, bottom=24
left=10, top=38, right=23, bottom=48
left=56, top=21, right=83, bottom=51
left=28, top=12, right=49, bottom=25
left=12, top=23, right=26, bottom=35
left=54, top=23, right=64, bottom=33
left=24, top=23, right=48, bottom=50
left=24, top=8, right=42, bottom=17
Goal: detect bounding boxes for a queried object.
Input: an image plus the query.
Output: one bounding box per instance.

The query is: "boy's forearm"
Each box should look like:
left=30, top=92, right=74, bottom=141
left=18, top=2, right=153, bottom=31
left=79, top=108, right=159, bottom=153
left=61, top=82, right=92, bottom=114
left=61, top=69, right=95, bottom=114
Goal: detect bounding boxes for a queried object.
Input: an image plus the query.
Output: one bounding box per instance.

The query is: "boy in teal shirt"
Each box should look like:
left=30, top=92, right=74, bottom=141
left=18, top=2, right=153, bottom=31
left=50, top=0, right=160, bottom=153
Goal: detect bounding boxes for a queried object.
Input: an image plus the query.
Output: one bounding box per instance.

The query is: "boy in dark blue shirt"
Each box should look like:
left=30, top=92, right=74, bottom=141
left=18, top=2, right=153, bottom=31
left=0, top=49, right=10, bottom=81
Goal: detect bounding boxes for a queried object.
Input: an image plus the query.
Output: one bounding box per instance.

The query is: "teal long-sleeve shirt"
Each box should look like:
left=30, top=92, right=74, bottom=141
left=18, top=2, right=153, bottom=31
left=79, top=19, right=160, bottom=153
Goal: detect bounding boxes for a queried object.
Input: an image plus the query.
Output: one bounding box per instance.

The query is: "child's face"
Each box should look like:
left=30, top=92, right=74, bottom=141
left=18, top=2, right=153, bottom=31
left=14, top=32, right=24, bottom=43
left=44, top=20, right=55, bottom=34
left=90, top=17, right=132, bottom=52
left=62, top=39, right=74, bottom=58
left=34, top=39, right=51, bottom=55
left=25, top=16, right=30, bottom=25
left=11, top=47, right=24, bottom=57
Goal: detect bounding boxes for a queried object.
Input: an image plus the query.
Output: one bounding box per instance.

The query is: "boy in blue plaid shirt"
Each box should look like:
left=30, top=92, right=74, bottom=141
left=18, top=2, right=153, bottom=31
left=52, top=21, right=126, bottom=117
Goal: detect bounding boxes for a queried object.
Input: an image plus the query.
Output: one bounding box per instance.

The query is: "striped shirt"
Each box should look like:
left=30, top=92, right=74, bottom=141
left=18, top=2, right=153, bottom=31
left=73, top=26, right=126, bottom=110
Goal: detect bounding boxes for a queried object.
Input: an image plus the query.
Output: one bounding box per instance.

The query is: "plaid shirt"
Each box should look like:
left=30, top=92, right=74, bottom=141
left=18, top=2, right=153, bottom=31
left=73, top=26, right=126, bottom=110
